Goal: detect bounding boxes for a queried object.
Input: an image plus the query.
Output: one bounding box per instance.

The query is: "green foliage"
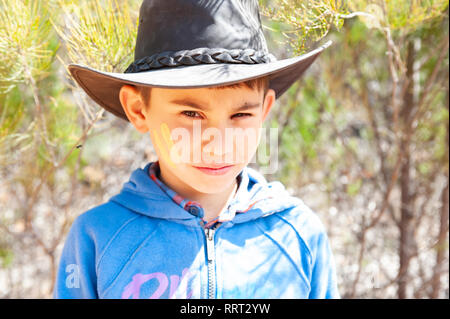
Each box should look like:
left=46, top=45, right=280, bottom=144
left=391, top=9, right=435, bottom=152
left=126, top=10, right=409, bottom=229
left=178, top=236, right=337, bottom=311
left=346, top=177, right=362, bottom=196
left=0, top=0, right=57, bottom=93
left=51, top=0, right=139, bottom=72
left=0, top=86, right=25, bottom=139
left=261, top=0, right=449, bottom=57
left=261, top=0, right=349, bottom=54
left=349, top=0, right=449, bottom=31
left=0, top=248, right=13, bottom=268
left=0, top=0, right=141, bottom=168
left=0, top=87, right=30, bottom=166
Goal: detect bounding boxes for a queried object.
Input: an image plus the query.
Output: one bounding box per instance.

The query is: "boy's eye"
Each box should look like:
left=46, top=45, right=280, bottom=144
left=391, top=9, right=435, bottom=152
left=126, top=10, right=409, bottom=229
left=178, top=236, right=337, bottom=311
left=232, top=113, right=252, bottom=119
left=181, top=111, right=253, bottom=119
left=181, top=110, right=201, bottom=118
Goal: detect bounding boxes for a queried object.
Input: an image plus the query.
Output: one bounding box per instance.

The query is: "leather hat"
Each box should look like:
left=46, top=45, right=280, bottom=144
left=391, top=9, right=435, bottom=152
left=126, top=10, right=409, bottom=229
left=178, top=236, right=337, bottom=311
left=68, top=0, right=332, bottom=121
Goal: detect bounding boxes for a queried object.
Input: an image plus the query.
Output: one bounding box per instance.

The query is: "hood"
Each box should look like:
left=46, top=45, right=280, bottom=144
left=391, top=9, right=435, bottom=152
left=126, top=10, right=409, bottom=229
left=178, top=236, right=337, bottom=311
left=110, top=162, right=303, bottom=227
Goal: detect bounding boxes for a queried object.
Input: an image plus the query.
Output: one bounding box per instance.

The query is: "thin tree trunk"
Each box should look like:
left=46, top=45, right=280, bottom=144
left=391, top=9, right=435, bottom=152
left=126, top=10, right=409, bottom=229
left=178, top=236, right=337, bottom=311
left=430, top=80, right=450, bottom=298
left=398, top=39, right=416, bottom=299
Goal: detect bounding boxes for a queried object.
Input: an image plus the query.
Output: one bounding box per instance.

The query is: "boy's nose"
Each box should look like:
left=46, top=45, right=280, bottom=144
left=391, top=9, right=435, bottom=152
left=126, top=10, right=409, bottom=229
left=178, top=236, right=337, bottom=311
left=202, top=142, right=234, bottom=163
left=201, top=127, right=235, bottom=162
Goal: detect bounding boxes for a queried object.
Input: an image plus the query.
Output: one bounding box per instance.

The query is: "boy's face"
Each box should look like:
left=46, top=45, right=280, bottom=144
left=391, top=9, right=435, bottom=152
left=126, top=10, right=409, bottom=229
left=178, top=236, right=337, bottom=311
left=119, top=84, right=276, bottom=194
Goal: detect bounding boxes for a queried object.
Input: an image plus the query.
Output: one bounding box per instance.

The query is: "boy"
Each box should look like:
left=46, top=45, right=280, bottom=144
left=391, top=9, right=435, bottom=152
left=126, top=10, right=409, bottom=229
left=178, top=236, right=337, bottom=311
left=54, top=0, right=339, bottom=299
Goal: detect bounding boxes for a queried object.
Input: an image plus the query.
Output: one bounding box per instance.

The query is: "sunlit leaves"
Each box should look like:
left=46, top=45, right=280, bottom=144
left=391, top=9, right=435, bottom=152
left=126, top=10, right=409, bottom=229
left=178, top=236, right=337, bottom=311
left=260, top=0, right=349, bottom=54
left=260, top=0, right=448, bottom=55
left=0, top=0, right=57, bottom=94
left=51, top=0, right=139, bottom=72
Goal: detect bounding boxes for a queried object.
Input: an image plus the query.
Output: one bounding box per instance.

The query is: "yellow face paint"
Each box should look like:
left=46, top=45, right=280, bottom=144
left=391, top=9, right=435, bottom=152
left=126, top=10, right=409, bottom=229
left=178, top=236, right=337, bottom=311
left=160, top=123, right=174, bottom=149
left=150, top=122, right=182, bottom=169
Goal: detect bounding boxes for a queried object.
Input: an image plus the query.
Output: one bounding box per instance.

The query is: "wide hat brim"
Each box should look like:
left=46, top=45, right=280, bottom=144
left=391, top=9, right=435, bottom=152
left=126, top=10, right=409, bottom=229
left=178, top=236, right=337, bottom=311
left=68, top=40, right=332, bottom=122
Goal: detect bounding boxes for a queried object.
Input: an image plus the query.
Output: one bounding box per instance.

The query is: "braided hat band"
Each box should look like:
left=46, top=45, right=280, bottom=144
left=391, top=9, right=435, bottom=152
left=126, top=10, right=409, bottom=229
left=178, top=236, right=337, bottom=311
left=124, top=47, right=278, bottom=73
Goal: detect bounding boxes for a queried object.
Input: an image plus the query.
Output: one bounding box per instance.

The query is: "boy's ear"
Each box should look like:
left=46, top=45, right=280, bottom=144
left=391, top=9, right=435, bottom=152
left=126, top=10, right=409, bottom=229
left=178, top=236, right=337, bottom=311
left=261, top=88, right=276, bottom=122
left=119, top=85, right=149, bottom=133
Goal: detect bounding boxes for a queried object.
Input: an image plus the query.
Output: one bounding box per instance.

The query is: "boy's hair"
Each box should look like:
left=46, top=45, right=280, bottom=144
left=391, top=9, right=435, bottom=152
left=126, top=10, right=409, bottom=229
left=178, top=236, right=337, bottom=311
left=136, top=76, right=270, bottom=109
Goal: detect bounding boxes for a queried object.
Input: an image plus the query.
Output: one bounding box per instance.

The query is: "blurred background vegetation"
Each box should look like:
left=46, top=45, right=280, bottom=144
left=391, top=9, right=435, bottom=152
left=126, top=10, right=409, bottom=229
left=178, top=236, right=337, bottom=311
left=0, top=0, right=448, bottom=298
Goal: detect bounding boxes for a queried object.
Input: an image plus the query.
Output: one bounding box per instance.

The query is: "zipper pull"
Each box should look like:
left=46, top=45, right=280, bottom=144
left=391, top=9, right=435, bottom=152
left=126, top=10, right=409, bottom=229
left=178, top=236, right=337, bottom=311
left=205, top=228, right=215, bottom=261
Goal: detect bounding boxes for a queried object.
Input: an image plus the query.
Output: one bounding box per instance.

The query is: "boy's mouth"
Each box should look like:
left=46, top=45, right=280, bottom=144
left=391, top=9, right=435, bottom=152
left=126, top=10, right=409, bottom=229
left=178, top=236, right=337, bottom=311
left=192, top=164, right=234, bottom=176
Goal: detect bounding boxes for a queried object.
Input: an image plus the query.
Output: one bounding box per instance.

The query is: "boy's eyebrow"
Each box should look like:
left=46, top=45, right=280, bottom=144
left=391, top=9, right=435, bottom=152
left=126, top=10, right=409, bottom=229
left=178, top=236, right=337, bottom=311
left=169, top=98, right=261, bottom=112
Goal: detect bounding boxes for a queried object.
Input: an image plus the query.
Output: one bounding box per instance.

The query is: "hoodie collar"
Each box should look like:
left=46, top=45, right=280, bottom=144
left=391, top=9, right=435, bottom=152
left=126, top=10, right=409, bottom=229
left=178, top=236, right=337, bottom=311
left=110, top=161, right=302, bottom=228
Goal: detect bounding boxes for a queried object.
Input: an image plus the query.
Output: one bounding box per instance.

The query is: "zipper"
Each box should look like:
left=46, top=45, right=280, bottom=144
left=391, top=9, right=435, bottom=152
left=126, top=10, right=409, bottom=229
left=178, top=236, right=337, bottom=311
left=204, top=227, right=216, bottom=299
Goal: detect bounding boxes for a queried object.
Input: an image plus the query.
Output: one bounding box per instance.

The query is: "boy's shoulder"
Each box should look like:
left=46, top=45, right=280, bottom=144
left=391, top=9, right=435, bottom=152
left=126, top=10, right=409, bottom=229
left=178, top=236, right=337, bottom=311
left=68, top=200, right=143, bottom=242
left=282, top=197, right=328, bottom=237
left=64, top=200, right=157, bottom=266
left=262, top=193, right=330, bottom=260
left=247, top=167, right=329, bottom=245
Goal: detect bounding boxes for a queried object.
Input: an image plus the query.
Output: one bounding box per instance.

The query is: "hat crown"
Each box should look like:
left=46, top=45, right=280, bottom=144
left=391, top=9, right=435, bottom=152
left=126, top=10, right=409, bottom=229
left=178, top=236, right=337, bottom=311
left=134, top=0, right=270, bottom=62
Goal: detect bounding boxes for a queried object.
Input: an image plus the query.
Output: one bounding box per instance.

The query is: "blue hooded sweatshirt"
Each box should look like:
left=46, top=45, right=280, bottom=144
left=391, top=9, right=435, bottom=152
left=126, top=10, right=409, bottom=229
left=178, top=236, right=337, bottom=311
left=53, top=161, right=339, bottom=299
